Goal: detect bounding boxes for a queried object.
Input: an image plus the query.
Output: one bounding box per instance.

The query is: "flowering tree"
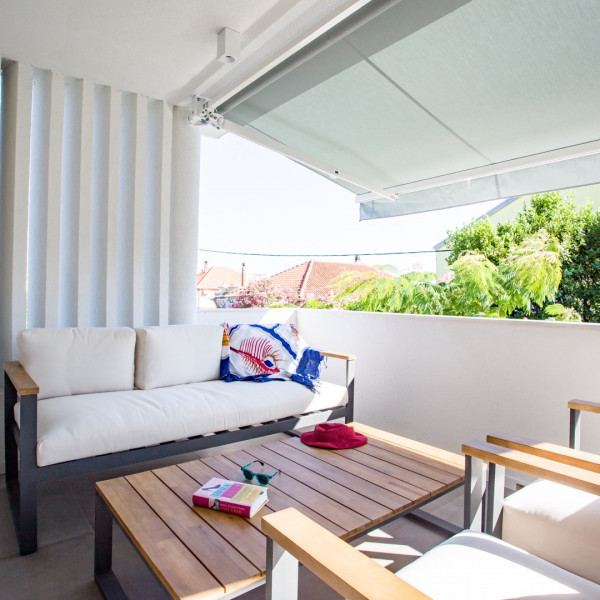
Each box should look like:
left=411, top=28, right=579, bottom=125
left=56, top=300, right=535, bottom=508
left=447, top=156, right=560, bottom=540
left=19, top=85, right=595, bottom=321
left=231, top=279, right=297, bottom=308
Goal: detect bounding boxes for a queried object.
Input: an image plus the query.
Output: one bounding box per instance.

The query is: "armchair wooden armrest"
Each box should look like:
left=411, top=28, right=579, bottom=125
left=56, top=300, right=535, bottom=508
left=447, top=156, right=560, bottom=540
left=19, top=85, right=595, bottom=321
left=487, top=432, right=600, bottom=473
left=568, top=399, right=600, bottom=449
left=462, top=440, right=600, bottom=496
left=3, top=361, right=39, bottom=396
left=319, top=350, right=356, bottom=361
left=262, top=507, right=430, bottom=600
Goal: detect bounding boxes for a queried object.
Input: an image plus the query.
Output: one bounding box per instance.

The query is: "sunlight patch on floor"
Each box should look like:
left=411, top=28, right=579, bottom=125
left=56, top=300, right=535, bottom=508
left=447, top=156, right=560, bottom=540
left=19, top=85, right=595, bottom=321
left=355, top=541, right=423, bottom=557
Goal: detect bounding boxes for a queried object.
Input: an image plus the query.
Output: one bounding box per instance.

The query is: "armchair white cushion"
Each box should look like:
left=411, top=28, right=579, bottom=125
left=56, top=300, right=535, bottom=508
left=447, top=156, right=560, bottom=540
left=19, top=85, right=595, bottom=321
left=502, top=478, right=600, bottom=584
left=399, top=529, right=600, bottom=599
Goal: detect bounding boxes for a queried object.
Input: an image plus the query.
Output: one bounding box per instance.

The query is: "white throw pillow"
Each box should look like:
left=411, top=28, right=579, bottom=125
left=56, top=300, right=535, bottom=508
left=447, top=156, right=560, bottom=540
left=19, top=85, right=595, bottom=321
left=135, top=324, right=223, bottom=389
left=18, top=327, right=136, bottom=400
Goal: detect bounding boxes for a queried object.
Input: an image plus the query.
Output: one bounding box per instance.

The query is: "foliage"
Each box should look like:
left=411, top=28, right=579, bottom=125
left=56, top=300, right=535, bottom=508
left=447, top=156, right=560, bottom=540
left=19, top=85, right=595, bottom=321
left=446, top=217, right=512, bottom=265
left=335, top=230, right=580, bottom=321
left=231, top=279, right=296, bottom=308
left=445, top=191, right=600, bottom=321
left=556, top=211, right=600, bottom=322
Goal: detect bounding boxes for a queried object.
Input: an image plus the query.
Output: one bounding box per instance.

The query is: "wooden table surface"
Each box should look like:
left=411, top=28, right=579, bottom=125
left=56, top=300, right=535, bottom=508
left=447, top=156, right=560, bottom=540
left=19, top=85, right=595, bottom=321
left=95, top=423, right=465, bottom=600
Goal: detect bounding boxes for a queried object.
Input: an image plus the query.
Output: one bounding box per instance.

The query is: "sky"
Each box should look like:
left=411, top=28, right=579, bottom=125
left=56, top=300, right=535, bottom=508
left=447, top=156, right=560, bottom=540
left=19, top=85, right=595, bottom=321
left=198, top=133, right=503, bottom=279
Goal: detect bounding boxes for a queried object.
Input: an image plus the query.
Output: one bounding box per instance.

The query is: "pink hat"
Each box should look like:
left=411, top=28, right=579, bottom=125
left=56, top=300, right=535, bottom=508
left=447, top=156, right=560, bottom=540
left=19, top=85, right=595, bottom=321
left=300, top=423, right=367, bottom=449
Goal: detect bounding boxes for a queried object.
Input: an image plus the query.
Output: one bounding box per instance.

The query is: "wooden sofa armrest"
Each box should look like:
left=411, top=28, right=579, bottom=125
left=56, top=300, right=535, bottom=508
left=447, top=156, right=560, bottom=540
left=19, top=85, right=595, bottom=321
left=319, top=350, right=356, bottom=361
left=463, top=440, right=600, bottom=496
left=4, top=361, right=39, bottom=396
left=487, top=432, right=600, bottom=473
left=569, top=399, right=600, bottom=413
left=262, top=507, right=430, bottom=600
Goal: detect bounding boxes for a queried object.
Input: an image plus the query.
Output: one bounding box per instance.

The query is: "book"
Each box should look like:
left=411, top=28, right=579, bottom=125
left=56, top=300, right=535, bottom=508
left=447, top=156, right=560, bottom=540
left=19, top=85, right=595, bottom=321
left=192, top=477, right=269, bottom=518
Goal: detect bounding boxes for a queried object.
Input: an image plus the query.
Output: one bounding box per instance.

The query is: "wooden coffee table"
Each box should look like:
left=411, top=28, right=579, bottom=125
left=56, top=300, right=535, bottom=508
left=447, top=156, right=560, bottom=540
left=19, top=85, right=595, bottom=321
left=94, top=423, right=465, bottom=599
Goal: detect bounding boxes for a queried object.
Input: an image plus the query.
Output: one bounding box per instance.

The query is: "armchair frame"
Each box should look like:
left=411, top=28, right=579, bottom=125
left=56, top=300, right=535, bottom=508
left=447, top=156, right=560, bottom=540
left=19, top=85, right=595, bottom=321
left=262, top=437, right=600, bottom=600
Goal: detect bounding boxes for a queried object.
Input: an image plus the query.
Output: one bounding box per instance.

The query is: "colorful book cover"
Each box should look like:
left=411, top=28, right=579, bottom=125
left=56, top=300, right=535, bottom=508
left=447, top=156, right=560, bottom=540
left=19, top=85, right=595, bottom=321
left=192, top=477, right=268, bottom=517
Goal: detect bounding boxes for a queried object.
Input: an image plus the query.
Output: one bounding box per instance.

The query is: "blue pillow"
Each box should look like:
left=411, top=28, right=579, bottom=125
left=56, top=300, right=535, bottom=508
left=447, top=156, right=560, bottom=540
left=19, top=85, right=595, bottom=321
left=220, top=323, right=324, bottom=390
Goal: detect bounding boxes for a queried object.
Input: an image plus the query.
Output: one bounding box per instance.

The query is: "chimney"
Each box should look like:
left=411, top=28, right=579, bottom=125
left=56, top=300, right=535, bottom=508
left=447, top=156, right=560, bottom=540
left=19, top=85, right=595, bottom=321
left=203, top=261, right=208, bottom=273
left=355, top=255, right=361, bottom=263
left=241, top=262, right=248, bottom=287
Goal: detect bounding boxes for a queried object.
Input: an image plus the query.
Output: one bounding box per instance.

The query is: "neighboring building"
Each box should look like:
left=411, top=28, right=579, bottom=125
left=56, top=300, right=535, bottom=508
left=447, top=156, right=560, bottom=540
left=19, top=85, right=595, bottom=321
left=434, top=184, right=600, bottom=277
left=269, top=260, right=376, bottom=301
left=197, top=263, right=248, bottom=308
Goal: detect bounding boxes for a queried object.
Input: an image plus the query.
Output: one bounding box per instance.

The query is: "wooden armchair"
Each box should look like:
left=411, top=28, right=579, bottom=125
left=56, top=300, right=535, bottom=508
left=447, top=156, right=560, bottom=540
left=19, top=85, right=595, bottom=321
left=262, top=438, right=600, bottom=599
left=485, top=398, right=600, bottom=585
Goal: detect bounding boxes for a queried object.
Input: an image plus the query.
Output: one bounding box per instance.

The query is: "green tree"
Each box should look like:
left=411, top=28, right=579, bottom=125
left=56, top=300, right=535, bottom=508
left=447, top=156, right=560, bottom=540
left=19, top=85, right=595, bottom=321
left=335, top=231, right=575, bottom=320
left=445, top=191, right=600, bottom=321
left=558, top=211, right=600, bottom=321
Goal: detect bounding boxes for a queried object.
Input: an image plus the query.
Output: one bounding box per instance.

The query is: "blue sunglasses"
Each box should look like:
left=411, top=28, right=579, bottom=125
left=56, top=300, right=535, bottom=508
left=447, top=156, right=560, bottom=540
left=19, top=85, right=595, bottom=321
left=241, top=460, right=280, bottom=486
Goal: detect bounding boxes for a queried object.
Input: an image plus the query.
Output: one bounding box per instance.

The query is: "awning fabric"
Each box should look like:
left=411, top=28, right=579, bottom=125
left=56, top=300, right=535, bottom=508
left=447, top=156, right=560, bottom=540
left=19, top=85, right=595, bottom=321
left=218, top=0, right=600, bottom=219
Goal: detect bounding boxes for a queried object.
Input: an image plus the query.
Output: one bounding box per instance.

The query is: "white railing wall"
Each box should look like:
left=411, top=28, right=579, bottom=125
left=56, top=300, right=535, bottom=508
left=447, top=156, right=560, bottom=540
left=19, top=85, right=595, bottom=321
left=198, top=309, right=600, bottom=456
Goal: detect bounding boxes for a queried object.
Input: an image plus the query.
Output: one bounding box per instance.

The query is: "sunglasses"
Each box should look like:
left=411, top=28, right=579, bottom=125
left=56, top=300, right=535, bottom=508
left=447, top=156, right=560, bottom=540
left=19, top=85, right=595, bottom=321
left=241, top=460, right=280, bottom=486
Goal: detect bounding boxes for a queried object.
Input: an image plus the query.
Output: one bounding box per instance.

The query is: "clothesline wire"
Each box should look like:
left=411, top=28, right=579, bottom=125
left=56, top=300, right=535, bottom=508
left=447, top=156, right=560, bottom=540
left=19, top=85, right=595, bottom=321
left=197, top=248, right=451, bottom=257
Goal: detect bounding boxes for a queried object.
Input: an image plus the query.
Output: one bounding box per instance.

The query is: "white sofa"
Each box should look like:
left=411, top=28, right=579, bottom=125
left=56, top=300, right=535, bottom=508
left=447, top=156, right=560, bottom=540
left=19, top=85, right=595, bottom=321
left=4, top=324, right=354, bottom=554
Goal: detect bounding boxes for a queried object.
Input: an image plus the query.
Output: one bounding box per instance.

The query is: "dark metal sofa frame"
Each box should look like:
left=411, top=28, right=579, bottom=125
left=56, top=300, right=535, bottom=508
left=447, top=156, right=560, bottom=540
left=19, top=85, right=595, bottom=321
left=4, top=351, right=355, bottom=555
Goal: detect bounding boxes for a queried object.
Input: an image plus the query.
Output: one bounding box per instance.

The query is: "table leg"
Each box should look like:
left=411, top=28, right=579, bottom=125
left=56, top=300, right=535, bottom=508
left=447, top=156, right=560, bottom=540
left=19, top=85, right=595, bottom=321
left=94, top=490, right=127, bottom=600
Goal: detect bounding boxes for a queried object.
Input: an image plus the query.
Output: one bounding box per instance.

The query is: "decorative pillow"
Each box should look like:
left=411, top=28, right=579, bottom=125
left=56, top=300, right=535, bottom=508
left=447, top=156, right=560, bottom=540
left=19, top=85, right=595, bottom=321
left=220, top=323, right=324, bottom=389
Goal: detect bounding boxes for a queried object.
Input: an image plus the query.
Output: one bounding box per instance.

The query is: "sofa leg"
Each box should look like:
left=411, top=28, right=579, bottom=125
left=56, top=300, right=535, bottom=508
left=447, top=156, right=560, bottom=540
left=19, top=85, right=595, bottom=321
left=4, top=375, right=18, bottom=482
left=19, top=479, right=38, bottom=555
left=7, top=477, right=38, bottom=555
left=4, top=426, right=18, bottom=482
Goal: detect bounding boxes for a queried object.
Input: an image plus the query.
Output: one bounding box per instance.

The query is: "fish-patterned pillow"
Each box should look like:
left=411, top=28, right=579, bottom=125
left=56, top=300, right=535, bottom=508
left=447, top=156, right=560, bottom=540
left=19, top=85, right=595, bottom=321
left=220, top=323, right=324, bottom=389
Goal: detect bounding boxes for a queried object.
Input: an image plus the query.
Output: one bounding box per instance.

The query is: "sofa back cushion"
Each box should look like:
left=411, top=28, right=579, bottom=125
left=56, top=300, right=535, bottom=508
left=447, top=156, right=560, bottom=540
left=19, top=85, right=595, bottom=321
left=135, top=324, right=223, bottom=390
left=18, top=327, right=136, bottom=400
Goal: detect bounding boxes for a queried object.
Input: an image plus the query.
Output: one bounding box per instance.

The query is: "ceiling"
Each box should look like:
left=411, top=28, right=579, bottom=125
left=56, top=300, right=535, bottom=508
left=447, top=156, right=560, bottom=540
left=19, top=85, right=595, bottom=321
left=0, top=0, right=365, bottom=105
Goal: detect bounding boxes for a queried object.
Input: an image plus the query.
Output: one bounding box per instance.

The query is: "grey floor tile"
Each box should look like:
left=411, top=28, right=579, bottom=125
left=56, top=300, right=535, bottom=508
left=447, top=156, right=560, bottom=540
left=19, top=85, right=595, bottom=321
left=35, top=479, right=93, bottom=550
left=110, top=525, right=170, bottom=600
left=0, top=533, right=102, bottom=600
left=419, top=485, right=464, bottom=527
left=0, top=486, right=20, bottom=559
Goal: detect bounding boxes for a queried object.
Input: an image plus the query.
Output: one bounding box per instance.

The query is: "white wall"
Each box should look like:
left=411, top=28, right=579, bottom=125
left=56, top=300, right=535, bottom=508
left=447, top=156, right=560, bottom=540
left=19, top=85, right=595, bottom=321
left=198, top=308, right=600, bottom=456
left=296, top=310, right=600, bottom=455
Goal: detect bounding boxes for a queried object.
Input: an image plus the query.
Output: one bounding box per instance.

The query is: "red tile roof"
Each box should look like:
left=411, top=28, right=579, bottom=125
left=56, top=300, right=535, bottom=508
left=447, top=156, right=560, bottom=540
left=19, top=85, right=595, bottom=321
left=270, top=261, right=376, bottom=299
left=197, top=266, right=243, bottom=290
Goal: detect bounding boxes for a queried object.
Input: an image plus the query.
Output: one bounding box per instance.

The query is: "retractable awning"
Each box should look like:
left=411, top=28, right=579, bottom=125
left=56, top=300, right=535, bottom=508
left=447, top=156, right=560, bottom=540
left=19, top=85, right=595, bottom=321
left=213, top=0, right=600, bottom=219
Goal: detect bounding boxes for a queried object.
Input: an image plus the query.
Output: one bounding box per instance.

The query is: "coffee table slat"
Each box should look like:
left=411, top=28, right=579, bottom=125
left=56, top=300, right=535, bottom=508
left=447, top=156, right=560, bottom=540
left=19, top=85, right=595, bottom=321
left=96, top=478, right=222, bottom=600
left=202, top=452, right=362, bottom=537
left=352, top=423, right=464, bottom=470
left=125, top=471, right=262, bottom=594
left=241, top=445, right=391, bottom=523
left=153, top=465, right=268, bottom=572
left=354, top=441, right=462, bottom=483
left=267, top=439, right=417, bottom=507
left=290, top=440, right=451, bottom=494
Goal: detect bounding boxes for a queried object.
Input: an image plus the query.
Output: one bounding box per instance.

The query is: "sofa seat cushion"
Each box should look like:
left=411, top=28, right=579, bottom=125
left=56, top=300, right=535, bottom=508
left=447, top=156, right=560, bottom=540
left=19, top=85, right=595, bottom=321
left=502, top=478, right=600, bottom=584
left=398, top=530, right=600, bottom=599
left=14, top=381, right=348, bottom=467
